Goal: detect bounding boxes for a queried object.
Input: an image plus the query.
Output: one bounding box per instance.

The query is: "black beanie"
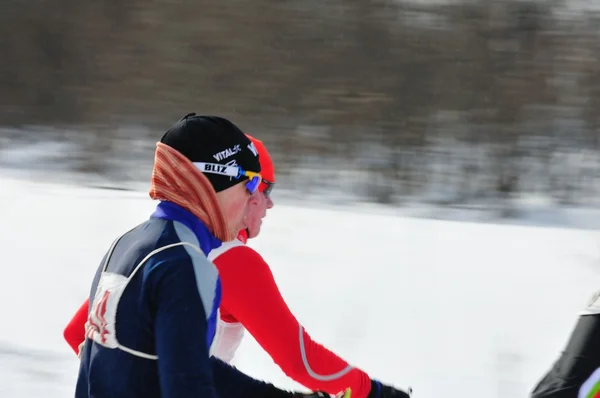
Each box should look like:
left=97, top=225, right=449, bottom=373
left=159, top=113, right=261, bottom=192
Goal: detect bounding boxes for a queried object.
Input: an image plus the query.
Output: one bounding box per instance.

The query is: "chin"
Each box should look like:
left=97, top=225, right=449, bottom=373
left=248, top=225, right=262, bottom=239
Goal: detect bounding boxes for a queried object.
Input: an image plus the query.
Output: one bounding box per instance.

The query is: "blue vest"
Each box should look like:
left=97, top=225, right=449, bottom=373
left=75, top=201, right=223, bottom=397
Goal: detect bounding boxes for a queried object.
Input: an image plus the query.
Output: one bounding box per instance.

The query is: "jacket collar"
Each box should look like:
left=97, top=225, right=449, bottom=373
left=151, top=201, right=223, bottom=255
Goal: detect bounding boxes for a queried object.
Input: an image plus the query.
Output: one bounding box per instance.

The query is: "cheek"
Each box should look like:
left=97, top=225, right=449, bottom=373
left=261, top=198, right=270, bottom=214
left=247, top=209, right=262, bottom=231
left=245, top=199, right=265, bottom=224
left=241, top=197, right=252, bottom=217
left=230, top=194, right=249, bottom=219
left=246, top=202, right=260, bottom=220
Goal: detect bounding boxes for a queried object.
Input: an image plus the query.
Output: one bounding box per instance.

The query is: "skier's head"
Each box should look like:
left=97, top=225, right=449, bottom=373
left=239, top=134, right=275, bottom=241
left=150, top=113, right=262, bottom=241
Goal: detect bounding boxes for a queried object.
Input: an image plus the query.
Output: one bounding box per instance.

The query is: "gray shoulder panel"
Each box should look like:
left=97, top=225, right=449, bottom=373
left=172, top=221, right=220, bottom=319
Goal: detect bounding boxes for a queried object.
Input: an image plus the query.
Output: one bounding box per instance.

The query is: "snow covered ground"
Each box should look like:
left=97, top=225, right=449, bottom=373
left=1, top=174, right=599, bottom=398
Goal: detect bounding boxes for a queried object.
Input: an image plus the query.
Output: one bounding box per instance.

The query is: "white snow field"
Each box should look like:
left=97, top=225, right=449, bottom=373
left=1, top=175, right=599, bottom=398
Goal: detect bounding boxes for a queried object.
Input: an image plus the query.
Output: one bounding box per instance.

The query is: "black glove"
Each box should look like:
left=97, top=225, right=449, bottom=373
left=284, top=389, right=350, bottom=398
left=367, top=380, right=412, bottom=398
left=295, top=393, right=330, bottom=398
left=292, top=390, right=348, bottom=398
left=266, top=381, right=412, bottom=398
left=266, top=387, right=336, bottom=398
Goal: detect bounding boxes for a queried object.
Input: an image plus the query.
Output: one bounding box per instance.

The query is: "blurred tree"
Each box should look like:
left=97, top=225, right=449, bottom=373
left=1, top=0, right=599, bottom=207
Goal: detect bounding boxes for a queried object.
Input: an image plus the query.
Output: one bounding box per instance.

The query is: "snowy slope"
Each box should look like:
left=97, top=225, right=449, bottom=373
left=0, top=175, right=599, bottom=398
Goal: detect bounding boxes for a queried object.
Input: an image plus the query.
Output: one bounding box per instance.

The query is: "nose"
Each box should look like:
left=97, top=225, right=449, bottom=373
left=266, top=195, right=274, bottom=209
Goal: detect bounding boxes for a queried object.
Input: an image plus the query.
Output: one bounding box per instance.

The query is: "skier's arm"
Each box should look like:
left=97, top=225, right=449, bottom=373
left=531, top=293, right=600, bottom=398
left=64, top=253, right=110, bottom=356
left=152, top=253, right=312, bottom=398
left=217, top=247, right=373, bottom=398
left=151, top=255, right=220, bottom=398
left=63, top=299, right=89, bottom=355
left=210, top=356, right=318, bottom=398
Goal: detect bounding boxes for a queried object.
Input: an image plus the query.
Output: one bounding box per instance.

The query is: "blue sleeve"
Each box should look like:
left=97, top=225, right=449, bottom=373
left=151, top=253, right=296, bottom=398
left=152, top=255, right=219, bottom=398
left=211, top=356, right=294, bottom=398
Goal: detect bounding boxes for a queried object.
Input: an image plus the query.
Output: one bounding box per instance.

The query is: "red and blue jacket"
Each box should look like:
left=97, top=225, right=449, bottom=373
left=75, top=201, right=286, bottom=398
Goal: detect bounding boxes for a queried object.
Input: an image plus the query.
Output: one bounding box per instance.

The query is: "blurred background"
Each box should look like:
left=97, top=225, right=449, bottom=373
left=3, top=0, right=600, bottom=215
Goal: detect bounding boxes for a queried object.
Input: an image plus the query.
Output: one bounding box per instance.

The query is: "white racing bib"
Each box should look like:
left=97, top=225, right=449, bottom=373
left=84, top=239, right=206, bottom=360
left=86, top=272, right=129, bottom=350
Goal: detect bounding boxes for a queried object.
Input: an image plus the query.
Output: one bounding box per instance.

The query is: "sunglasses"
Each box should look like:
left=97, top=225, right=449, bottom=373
left=194, top=162, right=263, bottom=194
left=261, top=179, right=274, bottom=197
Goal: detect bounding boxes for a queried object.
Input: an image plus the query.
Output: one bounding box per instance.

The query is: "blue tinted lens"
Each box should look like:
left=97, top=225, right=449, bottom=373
left=262, top=180, right=274, bottom=197
left=245, top=176, right=261, bottom=194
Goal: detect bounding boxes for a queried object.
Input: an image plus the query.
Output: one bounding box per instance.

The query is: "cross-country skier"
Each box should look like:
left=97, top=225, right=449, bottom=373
left=73, top=113, right=337, bottom=398
left=66, top=129, right=412, bottom=398
left=530, top=290, right=600, bottom=398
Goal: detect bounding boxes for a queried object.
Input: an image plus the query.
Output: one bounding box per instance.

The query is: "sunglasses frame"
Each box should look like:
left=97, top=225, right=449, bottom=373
left=261, top=179, right=274, bottom=197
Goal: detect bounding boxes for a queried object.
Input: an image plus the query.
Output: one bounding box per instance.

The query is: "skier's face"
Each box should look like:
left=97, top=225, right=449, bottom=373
left=245, top=190, right=274, bottom=239
left=216, top=182, right=253, bottom=237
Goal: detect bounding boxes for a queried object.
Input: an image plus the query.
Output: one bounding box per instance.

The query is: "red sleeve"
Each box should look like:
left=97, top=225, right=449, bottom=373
left=63, top=299, right=89, bottom=355
left=216, top=247, right=373, bottom=398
